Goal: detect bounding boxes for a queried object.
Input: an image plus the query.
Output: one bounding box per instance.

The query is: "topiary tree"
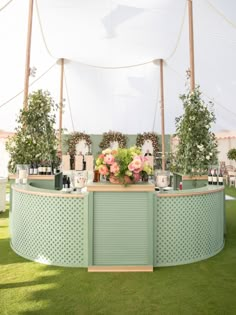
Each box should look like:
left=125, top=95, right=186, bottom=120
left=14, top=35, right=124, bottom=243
left=227, top=148, right=236, bottom=162
left=6, top=90, right=59, bottom=173
left=172, top=85, right=218, bottom=175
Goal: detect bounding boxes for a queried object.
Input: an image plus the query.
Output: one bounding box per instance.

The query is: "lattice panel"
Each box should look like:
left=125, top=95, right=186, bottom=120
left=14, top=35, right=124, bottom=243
left=11, top=191, right=88, bottom=267
left=154, top=191, right=224, bottom=266
left=0, top=180, right=7, bottom=212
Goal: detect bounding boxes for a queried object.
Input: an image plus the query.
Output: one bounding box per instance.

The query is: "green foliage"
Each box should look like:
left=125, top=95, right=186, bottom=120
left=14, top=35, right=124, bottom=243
left=172, top=85, right=218, bottom=175
left=227, top=148, right=236, bottom=161
left=6, top=90, right=58, bottom=172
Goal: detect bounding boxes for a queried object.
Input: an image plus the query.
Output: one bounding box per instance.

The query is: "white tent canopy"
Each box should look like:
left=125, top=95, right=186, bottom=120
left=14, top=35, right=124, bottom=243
left=0, top=0, right=236, bottom=134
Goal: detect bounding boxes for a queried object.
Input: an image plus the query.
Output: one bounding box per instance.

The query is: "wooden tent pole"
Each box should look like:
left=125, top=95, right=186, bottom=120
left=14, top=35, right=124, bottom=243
left=58, top=58, right=64, bottom=156
left=188, top=0, right=195, bottom=91
left=23, top=0, right=34, bottom=109
left=160, top=59, right=166, bottom=171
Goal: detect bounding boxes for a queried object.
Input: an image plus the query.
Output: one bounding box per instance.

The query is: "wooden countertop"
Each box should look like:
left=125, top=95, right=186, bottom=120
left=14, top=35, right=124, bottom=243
left=87, top=182, right=155, bottom=192
left=9, top=174, right=55, bottom=180
left=12, top=184, right=86, bottom=198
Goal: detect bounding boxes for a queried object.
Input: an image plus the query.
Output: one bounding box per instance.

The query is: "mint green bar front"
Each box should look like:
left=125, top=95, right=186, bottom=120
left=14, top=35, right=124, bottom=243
left=10, top=186, right=88, bottom=267
left=10, top=184, right=225, bottom=268
left=154, top=188, right=225, bottom=266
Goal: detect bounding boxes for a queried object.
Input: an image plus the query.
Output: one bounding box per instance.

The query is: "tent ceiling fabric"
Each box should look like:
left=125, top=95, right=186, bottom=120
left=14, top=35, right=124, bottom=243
left=0, top=0, right=236, bottom=134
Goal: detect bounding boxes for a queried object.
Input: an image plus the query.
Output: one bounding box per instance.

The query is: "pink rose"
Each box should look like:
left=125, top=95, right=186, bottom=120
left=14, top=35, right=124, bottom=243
left=110, top=162, right=120, bottom=174
left=98, top=165, right=109, bottom=176
left=128, top=162, right=135, bottom=171
left=104, top=154, right=115, bottom=165
left=132, top=157, right=143, bottom=170
left=99, top=154, right=105, bottom=159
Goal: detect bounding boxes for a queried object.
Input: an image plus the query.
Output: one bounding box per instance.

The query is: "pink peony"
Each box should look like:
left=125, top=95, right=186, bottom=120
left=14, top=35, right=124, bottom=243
left=110, top=162, right=120, bottom=174
left=104, top=154, right=115, bottom=165
left=98, top=165, right=109, bottom=176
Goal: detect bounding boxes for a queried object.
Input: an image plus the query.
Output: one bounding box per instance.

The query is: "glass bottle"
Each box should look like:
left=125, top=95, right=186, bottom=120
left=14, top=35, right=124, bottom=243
left=208, top=169, right=212, bottom=185
left=212, top=169, right=218, bottom=185
left=218, top=169, right=223, bottom=186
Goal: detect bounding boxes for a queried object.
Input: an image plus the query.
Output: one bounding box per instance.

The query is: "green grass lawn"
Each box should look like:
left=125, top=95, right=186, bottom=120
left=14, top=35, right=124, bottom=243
left=1, top=187, right=236, bottom=314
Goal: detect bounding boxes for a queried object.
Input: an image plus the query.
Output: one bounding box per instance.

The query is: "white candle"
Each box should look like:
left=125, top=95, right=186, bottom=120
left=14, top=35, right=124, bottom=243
left=156, top=175, right=168, bottom=188
left=18, top=169, right=27, bottom=179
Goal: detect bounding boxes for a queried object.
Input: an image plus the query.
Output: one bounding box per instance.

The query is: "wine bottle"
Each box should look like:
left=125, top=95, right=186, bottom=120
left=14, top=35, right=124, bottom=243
left=67, top=176, right=71, bottom=189
left=63, top=175, right=68, bottom=188
left=29, top=162, right=34, bottom=175
left=218, top=169, right=223, bottom=186
left=38, top=163, right=42, bottom=175
left=212, top=169, right=218, bottom=185
left=83, top=156, right=86, bottom=171
left=208, top=169, right=213, bottom=185
left=42, top=161, right=46, bottom=175
left=33, top=163, right=38, bottom=175
left=46, top=161, right=52, bottom=175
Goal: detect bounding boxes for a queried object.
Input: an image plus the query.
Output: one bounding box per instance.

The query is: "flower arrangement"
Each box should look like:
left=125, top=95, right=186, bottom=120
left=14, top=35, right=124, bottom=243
left=95, top=146, right=153, bottom=184
left=67, top=132, right=92, bottom=156
left=136, top=132, right=159, bottom=157
left=99, top=131, right=127, bottom=150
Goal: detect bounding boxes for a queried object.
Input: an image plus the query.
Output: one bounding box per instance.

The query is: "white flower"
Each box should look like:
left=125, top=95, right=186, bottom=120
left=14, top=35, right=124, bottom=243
left=209, top=152, right=213, bottom=156
left=188, top=128, right=191, bottom=131
left=197, top=144, right=204, bottom=151
left=206, top=155, right=210, bottom=160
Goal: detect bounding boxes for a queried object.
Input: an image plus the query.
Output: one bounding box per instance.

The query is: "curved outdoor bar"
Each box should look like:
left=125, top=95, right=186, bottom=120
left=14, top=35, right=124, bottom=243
left=10, top=183, right=225, bottom=271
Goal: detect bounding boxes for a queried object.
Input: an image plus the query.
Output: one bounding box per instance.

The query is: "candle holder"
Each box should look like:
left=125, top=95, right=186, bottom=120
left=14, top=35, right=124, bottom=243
left=16, top=164, right=29, bottom=184
left=155, top=170, right=170, bottom=192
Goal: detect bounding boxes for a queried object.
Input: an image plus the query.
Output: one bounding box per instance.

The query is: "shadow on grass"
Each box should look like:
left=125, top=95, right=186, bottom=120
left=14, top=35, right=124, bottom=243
left=0, top=237, right=30, bottom=265
left=0, top=210, right=9, bottom=219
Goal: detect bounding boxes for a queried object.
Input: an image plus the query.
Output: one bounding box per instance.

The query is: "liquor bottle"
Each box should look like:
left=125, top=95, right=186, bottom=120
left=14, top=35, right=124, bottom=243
left=208, top=169, right=213, bottom=185
left=29, top=162, right=34, bottom=175
left=67, top=176, right=71, bottom=189
left=212, top=169, right=218, bottom=185
left=218, top=169, right=224, bottom=186
left=83, top=156, right=86, bottom=171
left=62, top=175, right=68, bottom=188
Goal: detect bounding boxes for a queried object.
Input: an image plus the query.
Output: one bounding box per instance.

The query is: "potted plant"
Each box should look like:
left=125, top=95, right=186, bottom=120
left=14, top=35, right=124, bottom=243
left=171, top=84, right=218, bottom=188
left=6, top=90, right=59, bottom=173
